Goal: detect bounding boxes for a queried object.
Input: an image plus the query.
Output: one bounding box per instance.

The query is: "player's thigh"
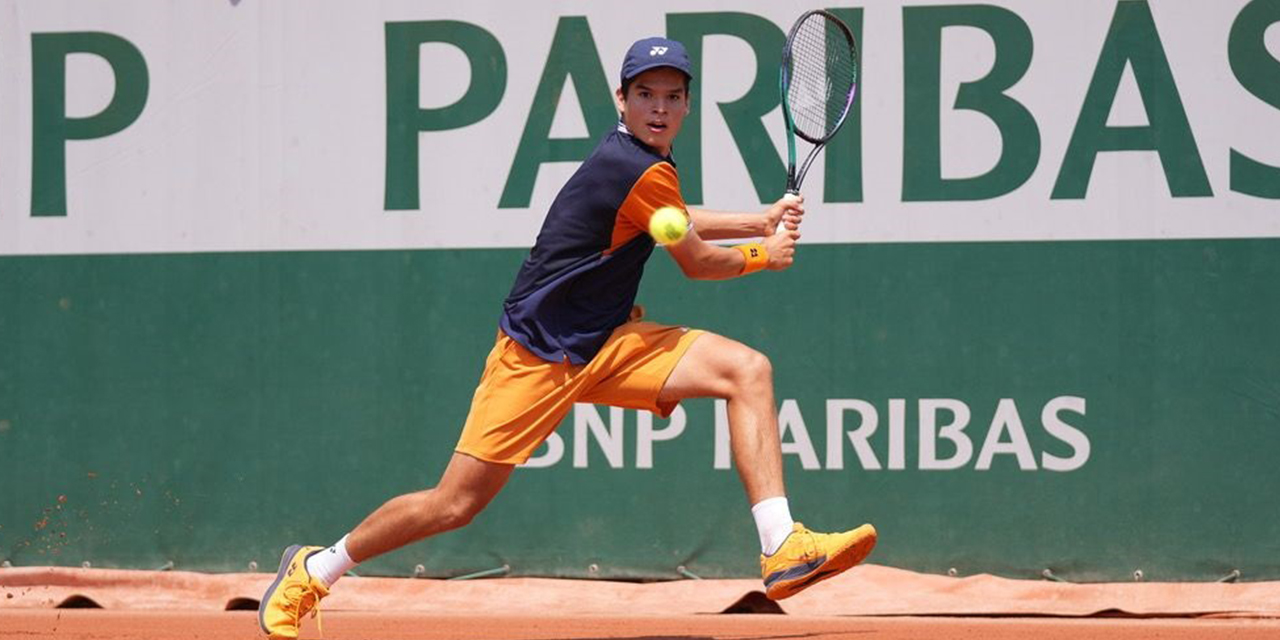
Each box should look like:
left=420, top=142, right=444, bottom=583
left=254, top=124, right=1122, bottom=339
left=657, top=332, right=770, bottom=403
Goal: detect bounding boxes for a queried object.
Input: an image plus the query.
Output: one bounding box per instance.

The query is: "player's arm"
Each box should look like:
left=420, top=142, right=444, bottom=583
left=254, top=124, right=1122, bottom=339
left=618, top=162, right=799, bottom=279
left=664, top=226, right=800, bottom=281
left=686, top=196, right=805, bottom=240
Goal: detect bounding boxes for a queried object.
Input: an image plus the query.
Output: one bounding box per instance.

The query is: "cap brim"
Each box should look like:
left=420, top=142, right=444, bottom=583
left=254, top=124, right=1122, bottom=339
left=623, top=62, right=693, bottom=82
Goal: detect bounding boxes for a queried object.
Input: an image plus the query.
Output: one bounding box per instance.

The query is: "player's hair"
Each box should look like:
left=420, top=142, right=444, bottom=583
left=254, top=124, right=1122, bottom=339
left=621, top=73, right=691, bottom=100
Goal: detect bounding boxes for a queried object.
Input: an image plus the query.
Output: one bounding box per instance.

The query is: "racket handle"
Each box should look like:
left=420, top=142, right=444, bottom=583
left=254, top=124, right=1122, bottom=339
left=775, top=192, right=802, bottom=235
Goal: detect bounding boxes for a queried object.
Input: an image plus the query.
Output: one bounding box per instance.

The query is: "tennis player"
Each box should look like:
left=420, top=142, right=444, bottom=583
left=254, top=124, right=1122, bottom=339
left=260, top=36, right=876, bottom=639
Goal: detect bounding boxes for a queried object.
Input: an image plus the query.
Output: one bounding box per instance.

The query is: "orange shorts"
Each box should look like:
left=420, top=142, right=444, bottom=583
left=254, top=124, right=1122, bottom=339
left=455, top=309, right=704, bottom=465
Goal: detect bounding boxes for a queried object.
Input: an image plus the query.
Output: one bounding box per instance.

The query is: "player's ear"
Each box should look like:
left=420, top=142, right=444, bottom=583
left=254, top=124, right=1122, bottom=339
left=615, top=87, right=626, bottom=114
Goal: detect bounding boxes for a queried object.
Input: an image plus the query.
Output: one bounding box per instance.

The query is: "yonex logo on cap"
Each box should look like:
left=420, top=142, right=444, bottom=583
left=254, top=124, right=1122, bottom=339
left=649, top=46, right=668, bottom=56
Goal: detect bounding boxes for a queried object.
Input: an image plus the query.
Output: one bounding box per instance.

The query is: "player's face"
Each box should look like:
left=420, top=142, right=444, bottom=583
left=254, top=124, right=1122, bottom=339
left=616, top=67, right=691, bottom=156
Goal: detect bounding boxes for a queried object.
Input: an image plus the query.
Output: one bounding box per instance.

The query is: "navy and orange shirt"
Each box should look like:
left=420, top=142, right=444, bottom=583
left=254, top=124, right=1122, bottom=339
left=500, top=124, right=686, bottom=365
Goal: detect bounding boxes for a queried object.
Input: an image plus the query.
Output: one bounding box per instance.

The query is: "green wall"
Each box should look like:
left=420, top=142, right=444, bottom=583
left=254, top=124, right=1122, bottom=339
left=3, top=240, right=1279, bottom=581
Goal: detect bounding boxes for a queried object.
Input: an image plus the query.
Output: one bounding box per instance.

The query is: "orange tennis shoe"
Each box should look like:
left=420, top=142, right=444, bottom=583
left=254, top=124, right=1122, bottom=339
left=760, top=522, right=877, bottom=600
left=258, top=545, right=329, bottom=639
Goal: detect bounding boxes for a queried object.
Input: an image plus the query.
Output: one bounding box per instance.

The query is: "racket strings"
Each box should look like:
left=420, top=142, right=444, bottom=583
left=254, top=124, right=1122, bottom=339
left=786, top=16, right=857, bottom=141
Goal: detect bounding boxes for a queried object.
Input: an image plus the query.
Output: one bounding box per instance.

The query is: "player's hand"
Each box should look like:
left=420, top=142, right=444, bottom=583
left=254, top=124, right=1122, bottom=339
left=763, top=229, right=800, bottom=271
left=763, top=194, right=805, bottom=235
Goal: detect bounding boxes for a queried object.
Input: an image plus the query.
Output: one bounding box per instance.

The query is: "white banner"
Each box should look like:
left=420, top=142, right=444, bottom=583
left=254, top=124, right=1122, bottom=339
left=1, top=0, right=1277, bottom=256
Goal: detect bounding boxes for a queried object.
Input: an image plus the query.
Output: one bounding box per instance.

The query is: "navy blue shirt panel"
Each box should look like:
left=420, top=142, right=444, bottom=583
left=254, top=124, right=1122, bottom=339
left=501, top=129, right=674, bottom=365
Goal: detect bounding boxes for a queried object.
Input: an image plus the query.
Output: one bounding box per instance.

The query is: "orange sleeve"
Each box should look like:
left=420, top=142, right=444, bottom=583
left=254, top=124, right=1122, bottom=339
left=608, top=162, right=687, bottom=253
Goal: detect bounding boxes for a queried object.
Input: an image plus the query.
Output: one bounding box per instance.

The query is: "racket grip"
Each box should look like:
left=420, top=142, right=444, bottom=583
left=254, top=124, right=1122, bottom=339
left=775, top=192, right=802, bottom=235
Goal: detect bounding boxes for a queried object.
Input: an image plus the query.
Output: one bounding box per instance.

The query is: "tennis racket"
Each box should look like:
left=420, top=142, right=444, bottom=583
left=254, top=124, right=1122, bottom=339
left=778, top=10, right=859, bottom=222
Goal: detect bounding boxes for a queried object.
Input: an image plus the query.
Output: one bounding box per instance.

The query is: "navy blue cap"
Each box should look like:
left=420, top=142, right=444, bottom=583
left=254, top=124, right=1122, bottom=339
left=620, top=37, right=693, bottom=84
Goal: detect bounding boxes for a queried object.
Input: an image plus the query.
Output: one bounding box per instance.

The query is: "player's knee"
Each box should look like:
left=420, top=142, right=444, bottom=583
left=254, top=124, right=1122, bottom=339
left=416, top=489, right=480, bottom=532
left=440, top=494, right=489, bottom=531
left=727, top=347, right=773, bottom=392
left=436, top=502, right=473, bottom=531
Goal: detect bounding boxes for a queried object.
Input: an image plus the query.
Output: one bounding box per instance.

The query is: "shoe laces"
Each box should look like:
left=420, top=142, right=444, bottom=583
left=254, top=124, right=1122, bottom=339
left=281, top=580, right=324, bottom=637
left=792, top=523, right=821, bottom=560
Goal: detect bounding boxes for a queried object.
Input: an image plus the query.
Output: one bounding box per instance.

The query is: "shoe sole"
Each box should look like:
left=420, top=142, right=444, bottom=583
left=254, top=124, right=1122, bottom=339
left=766, top=525, right=877, bottom=601
left=258, top=544, right=303, bottom=635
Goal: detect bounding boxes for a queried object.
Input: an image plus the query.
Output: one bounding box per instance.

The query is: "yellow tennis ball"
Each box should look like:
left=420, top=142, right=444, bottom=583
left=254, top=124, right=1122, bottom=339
left=649, top=206, right=688, bottom=245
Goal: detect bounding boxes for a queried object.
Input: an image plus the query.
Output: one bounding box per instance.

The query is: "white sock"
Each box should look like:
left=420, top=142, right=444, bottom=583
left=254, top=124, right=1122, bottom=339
left=305, top=534, right=357, bottom=587
left=751, top=497, right=795, bottom=556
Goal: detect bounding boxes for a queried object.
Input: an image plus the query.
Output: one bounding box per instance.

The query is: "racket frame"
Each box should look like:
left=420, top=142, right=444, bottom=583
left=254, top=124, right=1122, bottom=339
left=780, top=9, right=859, bottom=195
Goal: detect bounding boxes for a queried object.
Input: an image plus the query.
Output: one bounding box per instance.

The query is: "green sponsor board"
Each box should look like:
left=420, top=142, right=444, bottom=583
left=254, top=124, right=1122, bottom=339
left=3, top=241, right=1278, bottom=581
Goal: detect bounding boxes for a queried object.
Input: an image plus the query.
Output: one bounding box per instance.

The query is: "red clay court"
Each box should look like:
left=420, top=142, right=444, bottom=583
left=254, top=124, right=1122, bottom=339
left=4, top=564, right=1279, bottom=639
